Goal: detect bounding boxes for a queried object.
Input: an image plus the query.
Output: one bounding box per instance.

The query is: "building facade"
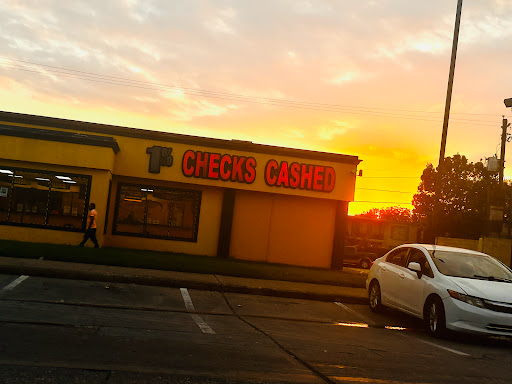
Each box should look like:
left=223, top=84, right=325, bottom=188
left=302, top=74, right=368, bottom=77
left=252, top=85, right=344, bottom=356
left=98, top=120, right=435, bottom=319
left=0, top=111, right=360, bottom=269
left=346, top=216, right=418, bottom=256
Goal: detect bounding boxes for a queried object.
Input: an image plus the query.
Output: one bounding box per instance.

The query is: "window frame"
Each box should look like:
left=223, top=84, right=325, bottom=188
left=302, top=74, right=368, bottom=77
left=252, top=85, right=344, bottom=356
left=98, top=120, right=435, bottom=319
left=112, top=182, right=202, bottom=242
left=386, top=247, right=410, bottom=267
left=0, top=166, right=91, bottom=232
left=406, top=248, right=435, bottom=278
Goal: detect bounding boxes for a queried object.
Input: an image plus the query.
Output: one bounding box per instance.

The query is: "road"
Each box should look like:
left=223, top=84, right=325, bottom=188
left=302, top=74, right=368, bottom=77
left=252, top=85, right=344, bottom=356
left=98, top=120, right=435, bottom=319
left=0, top=273, right=511, bottom=384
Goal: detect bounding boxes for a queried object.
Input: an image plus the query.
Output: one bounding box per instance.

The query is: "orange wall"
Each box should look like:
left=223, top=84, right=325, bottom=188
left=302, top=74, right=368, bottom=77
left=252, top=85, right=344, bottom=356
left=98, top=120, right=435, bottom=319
left=0, top=135, right=115, bottom=171
left=230, top=191, right=336, bottom=268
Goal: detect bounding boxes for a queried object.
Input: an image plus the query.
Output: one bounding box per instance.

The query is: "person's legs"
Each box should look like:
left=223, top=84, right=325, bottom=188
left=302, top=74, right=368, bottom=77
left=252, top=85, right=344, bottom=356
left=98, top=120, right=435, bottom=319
left=79, top=231, right=91, bottom=247
left=90, top=229, right=99, bottom=248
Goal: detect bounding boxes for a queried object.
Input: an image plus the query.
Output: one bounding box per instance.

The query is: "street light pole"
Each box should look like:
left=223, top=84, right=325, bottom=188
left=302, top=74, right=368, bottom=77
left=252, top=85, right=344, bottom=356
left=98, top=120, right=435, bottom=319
left=438, top=0, right=463, bottom=168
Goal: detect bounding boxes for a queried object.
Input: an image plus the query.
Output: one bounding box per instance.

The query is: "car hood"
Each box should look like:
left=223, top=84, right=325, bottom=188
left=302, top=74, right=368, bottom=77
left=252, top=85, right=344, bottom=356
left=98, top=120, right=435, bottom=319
left=449, top=277, right=512, bottom=303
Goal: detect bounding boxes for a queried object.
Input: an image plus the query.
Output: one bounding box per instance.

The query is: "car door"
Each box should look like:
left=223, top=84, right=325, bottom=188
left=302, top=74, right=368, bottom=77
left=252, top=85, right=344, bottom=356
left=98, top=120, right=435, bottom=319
left=394, top=248, right=434, bottom=316
left=378, top=247, right=410, bottom=307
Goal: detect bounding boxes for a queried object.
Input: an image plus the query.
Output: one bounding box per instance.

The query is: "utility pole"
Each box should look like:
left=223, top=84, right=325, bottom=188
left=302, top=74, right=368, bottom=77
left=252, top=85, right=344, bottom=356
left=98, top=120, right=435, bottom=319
left=438, top=0, right=463, bottom=168
left=432, top=0, right=463, bottom=243
left=499, top=117, right=511, bottom=184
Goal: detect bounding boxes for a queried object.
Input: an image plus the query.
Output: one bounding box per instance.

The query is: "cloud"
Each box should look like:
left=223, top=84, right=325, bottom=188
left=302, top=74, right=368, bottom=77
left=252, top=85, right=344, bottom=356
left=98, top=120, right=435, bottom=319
left=0, top=0, right=510, bottom=167
left=317, top=120, right=352, bottom=140
left=203, top=12, right=237, bottom=35
left=282, top=128, right=305, bottom=139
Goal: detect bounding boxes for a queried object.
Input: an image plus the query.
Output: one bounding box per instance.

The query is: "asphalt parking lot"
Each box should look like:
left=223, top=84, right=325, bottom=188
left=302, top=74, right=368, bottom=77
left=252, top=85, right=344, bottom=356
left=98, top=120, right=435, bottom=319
left=0, top=273, right=511, bottom=384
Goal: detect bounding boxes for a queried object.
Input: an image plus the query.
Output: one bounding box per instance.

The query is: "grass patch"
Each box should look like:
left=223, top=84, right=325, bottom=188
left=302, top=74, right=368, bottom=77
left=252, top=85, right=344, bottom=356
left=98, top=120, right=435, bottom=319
left=0, top=240, right=366, bottom=287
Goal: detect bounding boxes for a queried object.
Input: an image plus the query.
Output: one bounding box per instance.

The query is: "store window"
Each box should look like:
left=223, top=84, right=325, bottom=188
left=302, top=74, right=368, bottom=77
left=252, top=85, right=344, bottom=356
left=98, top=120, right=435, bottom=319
left=0, top=167, right=91, bottom=231
left=47, top=176, right=89, bottom=229
left=114, top=183, right=201, bottom=242
left=391, top=225, right=409, bottom=241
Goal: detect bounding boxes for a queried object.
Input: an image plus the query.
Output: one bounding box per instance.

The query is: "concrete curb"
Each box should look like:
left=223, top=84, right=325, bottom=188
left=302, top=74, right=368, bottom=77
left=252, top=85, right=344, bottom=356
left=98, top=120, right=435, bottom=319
left=0, top=256, right=368, bottom=304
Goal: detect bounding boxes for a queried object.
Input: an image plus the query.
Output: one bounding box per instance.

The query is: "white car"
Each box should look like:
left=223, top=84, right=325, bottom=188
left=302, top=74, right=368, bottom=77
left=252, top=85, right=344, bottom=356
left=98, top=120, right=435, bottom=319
left=366, top=244, right=512, bottom=337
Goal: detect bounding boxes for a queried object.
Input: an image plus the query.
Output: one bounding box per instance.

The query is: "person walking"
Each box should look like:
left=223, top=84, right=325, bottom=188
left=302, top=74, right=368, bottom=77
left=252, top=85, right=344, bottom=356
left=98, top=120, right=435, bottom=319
left=79, top=203, right=99, bottom=248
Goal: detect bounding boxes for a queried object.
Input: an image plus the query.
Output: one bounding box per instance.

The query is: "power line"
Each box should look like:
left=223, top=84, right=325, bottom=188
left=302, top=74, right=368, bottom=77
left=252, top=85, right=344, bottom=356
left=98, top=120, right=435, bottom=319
left=360, top=169, right=423, bottom=172
left=0, top=63, right=502, bottom=126
left=352, top=201, right=413, bottom=205
left=0, top=57, right=508, bottom=127
left=357, top=188, right=415, bottom=193
left=350, top=200, right=412, bottom=205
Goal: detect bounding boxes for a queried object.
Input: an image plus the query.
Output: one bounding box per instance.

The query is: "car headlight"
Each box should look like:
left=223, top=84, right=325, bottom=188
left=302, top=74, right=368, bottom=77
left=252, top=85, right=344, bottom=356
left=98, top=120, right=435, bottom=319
left=447, top=290, right=486, bottom=309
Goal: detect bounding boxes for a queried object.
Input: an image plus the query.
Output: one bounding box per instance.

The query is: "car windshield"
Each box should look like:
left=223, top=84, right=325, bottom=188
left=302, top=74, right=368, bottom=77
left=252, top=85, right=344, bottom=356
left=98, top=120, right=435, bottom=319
left=428, top=250, right=512, bottom=281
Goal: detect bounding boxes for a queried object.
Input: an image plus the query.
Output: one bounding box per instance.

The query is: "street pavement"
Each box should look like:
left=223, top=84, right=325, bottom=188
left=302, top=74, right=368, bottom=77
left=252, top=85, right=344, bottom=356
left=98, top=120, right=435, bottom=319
left=0, top=256, right=368, bottom=304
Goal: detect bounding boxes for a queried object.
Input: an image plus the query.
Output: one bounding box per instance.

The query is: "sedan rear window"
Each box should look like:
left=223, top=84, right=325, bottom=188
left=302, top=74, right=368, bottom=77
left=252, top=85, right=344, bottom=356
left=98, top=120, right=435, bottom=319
left=429, top=250, right=512, bottom=281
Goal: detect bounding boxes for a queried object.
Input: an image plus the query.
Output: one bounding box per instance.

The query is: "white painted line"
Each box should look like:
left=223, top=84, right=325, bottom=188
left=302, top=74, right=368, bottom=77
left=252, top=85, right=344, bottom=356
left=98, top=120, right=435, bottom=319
left=2, top=275, right=29, bottom=291
left=180, top=288, right=216, bottom=335
left=416, top=338, right=470, bottom=356
left=191, top=314, right=216, bottom=334
left=180, top=288, right=195, bottom=311
left=399, top=333, right=470, bottom=356
left=335, top=302, right=373, bottom=325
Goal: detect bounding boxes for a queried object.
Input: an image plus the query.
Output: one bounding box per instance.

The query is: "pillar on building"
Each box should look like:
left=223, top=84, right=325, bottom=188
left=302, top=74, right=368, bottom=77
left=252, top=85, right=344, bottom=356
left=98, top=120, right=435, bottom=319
left=331, top=201, right=349, bottom=270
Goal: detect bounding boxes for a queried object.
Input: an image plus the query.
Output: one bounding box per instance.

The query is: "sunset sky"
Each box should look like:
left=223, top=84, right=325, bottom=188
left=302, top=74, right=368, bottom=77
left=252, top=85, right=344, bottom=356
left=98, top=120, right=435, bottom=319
left=1, top=1, right=511, bottom=215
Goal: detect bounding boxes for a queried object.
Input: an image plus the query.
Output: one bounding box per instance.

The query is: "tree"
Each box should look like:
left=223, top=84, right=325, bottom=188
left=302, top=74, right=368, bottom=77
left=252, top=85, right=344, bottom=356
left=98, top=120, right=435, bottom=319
left=357, top=206, right=413, bottom=223
left=413, top=154, right=497, bottom=241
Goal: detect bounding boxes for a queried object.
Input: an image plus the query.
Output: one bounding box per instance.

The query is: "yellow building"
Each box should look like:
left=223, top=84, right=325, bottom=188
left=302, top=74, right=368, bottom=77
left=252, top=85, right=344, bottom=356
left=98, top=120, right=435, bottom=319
left=0, top=111, right=360, bottom=269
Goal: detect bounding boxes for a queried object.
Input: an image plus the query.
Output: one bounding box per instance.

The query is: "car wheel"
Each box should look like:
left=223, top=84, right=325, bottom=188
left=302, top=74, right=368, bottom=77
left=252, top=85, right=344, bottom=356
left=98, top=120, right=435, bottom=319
left=360, top=259, right=371, bottom=269
left=369, top=280, right=383, bottom=312
left=425, top=297, right=446, bottom=338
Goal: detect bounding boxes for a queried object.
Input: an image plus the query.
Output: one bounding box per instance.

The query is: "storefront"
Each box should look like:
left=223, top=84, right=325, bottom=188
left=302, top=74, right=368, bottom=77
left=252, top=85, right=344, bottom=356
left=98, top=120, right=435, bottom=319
left=0, top=111, right=360, bottom=269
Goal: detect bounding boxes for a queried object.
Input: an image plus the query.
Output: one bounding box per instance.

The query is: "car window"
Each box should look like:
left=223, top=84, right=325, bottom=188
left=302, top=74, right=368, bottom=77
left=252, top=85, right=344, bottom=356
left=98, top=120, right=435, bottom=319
left=408, top=249, right=434, bottom=278
left=429, top=250, right=512, bottom=280
left=386, top=248, right=409, bottom=267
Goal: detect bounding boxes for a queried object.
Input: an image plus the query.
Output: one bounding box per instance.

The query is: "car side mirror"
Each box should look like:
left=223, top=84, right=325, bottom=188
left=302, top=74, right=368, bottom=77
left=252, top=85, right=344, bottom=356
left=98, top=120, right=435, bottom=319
left=408, top=262, right=422, bottom=278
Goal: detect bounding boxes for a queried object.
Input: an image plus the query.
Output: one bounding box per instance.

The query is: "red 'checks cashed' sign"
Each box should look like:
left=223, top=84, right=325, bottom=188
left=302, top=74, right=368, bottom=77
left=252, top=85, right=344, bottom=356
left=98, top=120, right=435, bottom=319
left=181, top=150, right=336, bottom=192
left=182, top=150, right=257, bottom=184
left=264, top=160, right=335, bottom=192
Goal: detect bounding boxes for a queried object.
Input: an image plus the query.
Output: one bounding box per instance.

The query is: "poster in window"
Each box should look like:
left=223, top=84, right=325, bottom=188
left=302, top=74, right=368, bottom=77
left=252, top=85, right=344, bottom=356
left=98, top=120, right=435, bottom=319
left=171, top=204, right=184, bottom=227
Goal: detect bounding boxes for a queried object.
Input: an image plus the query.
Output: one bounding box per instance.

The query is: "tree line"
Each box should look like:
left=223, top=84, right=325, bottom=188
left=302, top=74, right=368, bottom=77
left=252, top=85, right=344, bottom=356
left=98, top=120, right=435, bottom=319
left=356, top=154, right=512, bottom=241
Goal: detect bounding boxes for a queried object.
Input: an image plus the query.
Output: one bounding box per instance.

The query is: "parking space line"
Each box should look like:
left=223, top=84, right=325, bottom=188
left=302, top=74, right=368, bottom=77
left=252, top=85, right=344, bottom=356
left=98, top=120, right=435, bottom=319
left=1, top=275, right=29, bottom=292
left=180, top=288, right=196, bottom=311
left=190, top=314, right=216, bottom=334
left=398, top=333, right=470, bottom=356
left=180, top=288, right=216, bottom=334
left=334, top=302, right=373, bottom=325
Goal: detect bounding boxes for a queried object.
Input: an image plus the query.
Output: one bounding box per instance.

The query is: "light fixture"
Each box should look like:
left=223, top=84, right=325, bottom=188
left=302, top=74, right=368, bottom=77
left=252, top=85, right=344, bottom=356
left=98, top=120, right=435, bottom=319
left=0, top=169, right=13, bottom=174
left=55, top=176, right=72, bottom=180
left=141, top=188, right=154, bottom=192
left=63, top=180, right=77, bottom=184
left=35, top=177, right=50, bottom=181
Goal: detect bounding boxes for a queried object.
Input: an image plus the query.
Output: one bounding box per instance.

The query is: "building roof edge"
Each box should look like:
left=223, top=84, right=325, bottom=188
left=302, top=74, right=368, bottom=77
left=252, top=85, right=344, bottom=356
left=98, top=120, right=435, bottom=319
left=0, top=111, right=360, bottom=165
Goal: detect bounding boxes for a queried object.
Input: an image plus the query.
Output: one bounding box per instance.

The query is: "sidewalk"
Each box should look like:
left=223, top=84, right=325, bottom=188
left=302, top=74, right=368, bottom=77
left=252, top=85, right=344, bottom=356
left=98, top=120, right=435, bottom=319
left=0, top=256, right=368, bottom=304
